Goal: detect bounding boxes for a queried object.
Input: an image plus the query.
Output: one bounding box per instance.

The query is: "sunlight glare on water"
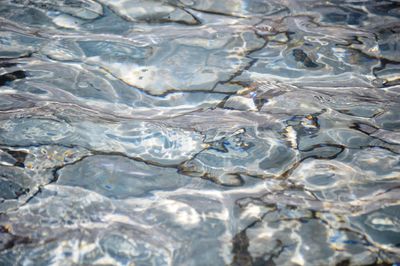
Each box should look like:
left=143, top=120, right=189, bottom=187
left=0, top=0, right=400, bottom=265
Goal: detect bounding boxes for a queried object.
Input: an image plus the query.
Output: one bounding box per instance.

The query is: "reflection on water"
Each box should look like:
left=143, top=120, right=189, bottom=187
left=0, top=0, right=400, bottom=265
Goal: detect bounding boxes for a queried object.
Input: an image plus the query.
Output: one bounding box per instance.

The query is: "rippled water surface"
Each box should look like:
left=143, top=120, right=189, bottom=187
left=0, top=0, right=400, bottom=265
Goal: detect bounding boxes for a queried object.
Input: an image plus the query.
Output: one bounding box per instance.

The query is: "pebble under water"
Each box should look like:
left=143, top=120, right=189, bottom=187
left=0, top=0, right=400, bottom=265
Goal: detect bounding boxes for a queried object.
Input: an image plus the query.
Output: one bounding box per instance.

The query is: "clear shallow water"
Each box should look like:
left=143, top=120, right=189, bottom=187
left=0, top=0, right=400, bottom=265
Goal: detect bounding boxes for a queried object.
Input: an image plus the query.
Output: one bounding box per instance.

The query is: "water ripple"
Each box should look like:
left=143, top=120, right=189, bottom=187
left=0, top=0, right=400, bottom=265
